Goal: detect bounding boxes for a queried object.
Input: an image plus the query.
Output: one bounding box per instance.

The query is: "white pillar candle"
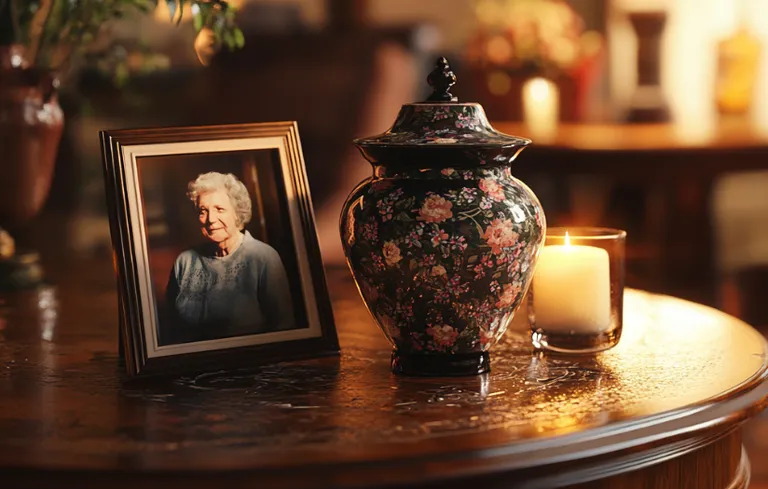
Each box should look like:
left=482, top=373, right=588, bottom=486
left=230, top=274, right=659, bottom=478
left=522, top=77, right=560, bottom=142
left=532, top=234, right=611, bottom=334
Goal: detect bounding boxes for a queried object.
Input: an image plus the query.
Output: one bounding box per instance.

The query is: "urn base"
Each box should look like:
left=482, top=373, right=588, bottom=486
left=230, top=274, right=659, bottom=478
left=391, top=350, right=490, bottom=377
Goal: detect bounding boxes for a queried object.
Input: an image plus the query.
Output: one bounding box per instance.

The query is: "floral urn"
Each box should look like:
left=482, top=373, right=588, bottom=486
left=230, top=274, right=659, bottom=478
left=340, top=57, right=546, bottom=376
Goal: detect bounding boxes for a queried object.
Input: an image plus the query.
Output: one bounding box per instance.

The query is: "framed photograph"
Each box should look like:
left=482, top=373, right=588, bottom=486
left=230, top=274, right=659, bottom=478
left=100, top=122, right=339, bottom=378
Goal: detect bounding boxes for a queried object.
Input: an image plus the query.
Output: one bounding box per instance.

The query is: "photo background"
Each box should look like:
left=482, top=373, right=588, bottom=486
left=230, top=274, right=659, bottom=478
left=136, top=149, right=309, bottom=334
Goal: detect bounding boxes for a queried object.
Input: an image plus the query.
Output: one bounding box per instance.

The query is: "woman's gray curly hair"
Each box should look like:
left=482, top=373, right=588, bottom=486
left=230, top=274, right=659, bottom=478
left=187, top=172, right=252, bottom=229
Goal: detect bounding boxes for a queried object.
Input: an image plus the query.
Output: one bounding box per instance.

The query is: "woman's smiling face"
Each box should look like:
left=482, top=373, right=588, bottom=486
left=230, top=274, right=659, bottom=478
left=197, top=189, right=239, bottom=243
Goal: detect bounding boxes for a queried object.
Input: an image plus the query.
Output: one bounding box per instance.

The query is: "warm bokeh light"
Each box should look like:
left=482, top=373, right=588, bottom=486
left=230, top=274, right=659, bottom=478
left=528, top=77, right=553, bottom=102
left=610, top=0, right=768, bottom=131
left=486, top=70, right=512, bottom=96
left=522, top=77, right=559, bottom=141
left=485, top=35, right=513, bottom=65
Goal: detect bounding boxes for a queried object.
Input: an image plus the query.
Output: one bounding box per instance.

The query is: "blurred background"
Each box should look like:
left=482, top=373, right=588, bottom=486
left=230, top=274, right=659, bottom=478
left=3, top=0, right=768, bottom=481
left=5, top=0, right=768, bottom=329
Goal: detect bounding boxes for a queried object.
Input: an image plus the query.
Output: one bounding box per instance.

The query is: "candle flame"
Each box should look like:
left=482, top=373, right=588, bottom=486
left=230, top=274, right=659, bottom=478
left=564, top=231, right=571, bottom=247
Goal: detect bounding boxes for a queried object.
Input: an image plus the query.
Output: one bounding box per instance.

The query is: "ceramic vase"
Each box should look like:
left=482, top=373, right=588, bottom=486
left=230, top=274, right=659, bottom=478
left=0, top=46, right=63, bottom=290
left=340, top=58, right=546, bottom=376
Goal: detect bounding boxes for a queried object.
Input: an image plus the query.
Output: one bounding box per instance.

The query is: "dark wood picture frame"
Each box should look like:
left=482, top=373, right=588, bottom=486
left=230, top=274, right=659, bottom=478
left=100, top=122, right=339, bottom=378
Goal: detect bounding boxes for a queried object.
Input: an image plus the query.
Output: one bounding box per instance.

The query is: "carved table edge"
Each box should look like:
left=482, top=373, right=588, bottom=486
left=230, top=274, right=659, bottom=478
left=504, top=425, right=745, bottom=488
left=1, top=382, right=764, bottom=489
left=261, top=379, right=768, bottom=488
left=450, top=379, right=768, bottom=473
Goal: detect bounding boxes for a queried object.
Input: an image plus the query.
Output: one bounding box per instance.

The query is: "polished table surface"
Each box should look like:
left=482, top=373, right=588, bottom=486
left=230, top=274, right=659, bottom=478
left=0, top=259, right=767, bottom=488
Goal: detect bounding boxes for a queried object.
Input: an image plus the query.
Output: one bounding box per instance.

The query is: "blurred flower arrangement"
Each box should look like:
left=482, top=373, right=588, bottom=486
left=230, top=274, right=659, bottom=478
left=465, top=0, right=603, bottom=78
left=463, top=0, right=605, bottom=121
left=1, top=0, right=244, bottom=84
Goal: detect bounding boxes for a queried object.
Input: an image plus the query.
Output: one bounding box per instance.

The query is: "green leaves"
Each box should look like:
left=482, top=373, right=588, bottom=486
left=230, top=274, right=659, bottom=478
left=394, top=211, right=412, bottom=222
left=11, top=0, right=245, bottom=72
left=190, top=0, right=243, bottom=51
left=394, top=196, right=416, bottom=211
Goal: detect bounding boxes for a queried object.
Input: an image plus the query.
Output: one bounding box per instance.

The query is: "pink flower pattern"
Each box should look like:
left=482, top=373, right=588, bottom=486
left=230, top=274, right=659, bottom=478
left=496, top=283, right=521, bottom=308
left=431, top=265, right=447, bottom=277
left=341, top=162, right=544, bottom=355
left=427, top=325, right=459, bottom=349
left=382, top=241, right=402, bottom=266
left=418, top=194, right=453, bottom=223
left=479, top=178, right=506, bottom=201
left=482, top=218, right=519, bottom=255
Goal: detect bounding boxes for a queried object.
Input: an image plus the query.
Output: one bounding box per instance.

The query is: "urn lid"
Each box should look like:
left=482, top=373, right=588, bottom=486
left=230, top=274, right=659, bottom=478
left=353, top=57, right=530, bottom=149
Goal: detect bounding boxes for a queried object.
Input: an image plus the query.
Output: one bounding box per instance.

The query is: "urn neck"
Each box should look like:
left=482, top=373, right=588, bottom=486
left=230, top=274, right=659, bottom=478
left=358, top=144, right=528, bottom=169
left=373, top=164, right=513, bottom=181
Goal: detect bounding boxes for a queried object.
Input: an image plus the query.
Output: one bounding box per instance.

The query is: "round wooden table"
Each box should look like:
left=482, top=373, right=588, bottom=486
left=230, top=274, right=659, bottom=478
left=0, top=260, right=766, bottom=489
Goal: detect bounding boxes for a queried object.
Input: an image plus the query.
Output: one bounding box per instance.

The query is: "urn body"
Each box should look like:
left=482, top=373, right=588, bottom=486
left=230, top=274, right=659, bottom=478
left=341, top=106, right=545, bottom=375
left=342, top=61, right=546, bottom=376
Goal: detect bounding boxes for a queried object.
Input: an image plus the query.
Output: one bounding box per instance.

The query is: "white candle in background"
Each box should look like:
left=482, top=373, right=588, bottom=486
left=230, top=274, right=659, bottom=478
left=522, top=77, right=560, bottom=141
left=532, top=232, right=611, bottom=334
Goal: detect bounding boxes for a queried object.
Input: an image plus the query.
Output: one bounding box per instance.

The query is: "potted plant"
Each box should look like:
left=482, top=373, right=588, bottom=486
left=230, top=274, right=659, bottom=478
left=0, top=1, right=243, bottom=289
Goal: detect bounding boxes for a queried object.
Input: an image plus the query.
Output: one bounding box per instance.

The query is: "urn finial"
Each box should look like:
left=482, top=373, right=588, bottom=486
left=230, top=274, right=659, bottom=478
left=426, top=56, right=458, bottom=102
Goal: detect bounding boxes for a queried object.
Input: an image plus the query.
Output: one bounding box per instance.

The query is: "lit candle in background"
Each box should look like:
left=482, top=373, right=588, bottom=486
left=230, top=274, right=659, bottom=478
left=522, top=77, right=560, bottom=141
left=532, top=232, right=611, bottom=334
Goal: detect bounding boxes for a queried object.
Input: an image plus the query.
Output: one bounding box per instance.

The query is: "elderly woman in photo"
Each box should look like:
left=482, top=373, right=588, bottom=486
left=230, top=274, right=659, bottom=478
left=163, top=171, right=296, bottom=345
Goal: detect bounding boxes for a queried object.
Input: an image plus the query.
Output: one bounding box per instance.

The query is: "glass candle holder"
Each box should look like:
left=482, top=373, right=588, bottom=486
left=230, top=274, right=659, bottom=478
left=528, top=227, right=626, bottom=353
